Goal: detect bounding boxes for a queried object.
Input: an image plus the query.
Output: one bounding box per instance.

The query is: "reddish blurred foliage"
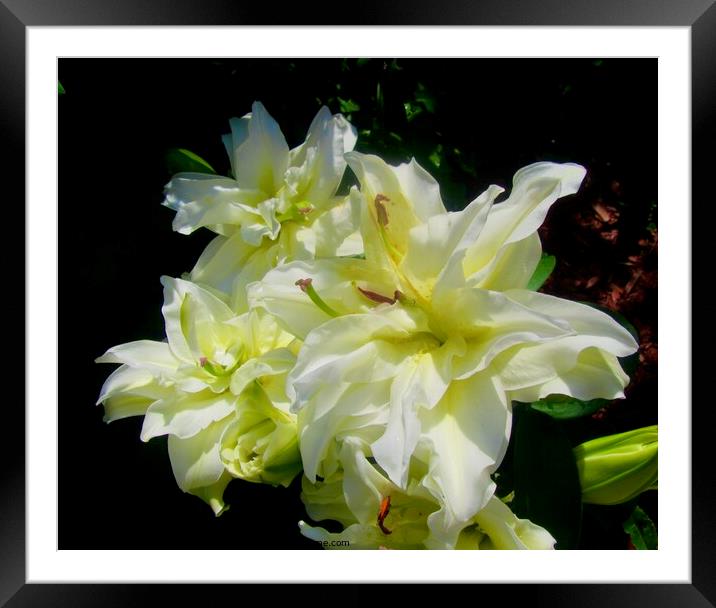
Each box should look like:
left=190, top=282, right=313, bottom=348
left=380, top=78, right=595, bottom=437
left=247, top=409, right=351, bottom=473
left=539, top=170, right=657, bottom=425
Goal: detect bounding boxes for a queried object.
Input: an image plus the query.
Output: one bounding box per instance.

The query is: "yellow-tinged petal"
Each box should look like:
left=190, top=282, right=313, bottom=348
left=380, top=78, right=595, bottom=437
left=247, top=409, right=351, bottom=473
left=345, top=152, right=445, bottom=268
left=306, top=191, right=363, bottom=259
left=421, top=373, right=511, bottom=549
left=95, top=340, right=178, bottom=375
left=469, top=496, right=556, bottom=550
left=222, top=115, right=251, bottom=177
left=464, top=162, right=586, bottom=281
left=229, top=347, right=295, bottom=396
left=168, top=418, right=234, bottom=514
left=298, top=380, right=391, bottom=483
left=188, top=231, right=261, bottom=309
left=371, top=337, right=466, bottom=488
left=163, top=173, right=263, bottom=236
left=97, top=365, right=173, bottom=422
left=219, top=382, right=301, bottom=487
left=232, top=101, right=289, bottom=194
left=470, top=232, right=543, bottom=291
left=289, top=107, right=358, bottom=206
left=248, top=258, right=396, bottom=340
left=400, top=184, right=503, bottom=299
left=140, top=391, right=237, bottom=441
left=503, top=289, right=638, bottom=356
left=160, top=276, right=233, bottom=363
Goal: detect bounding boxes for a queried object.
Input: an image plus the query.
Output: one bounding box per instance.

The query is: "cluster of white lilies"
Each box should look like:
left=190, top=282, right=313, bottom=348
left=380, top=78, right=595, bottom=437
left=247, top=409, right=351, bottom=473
left=97, top=102, right=637, bottom=549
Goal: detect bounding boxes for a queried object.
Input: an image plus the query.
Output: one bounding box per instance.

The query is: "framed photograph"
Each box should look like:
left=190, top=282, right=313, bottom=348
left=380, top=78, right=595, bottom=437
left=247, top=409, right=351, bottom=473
left=8, top=0, right=707, bottom=602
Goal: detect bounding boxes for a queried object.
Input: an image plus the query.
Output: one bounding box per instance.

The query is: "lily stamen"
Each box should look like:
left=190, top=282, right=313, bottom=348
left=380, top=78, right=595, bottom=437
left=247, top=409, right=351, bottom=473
left=377, top=495, right=392, bottom=535
left=199, top=355, right=241, bottom=377
left=296, top=278, right=340, bottom=317
left=374, top=194, right=390, bottom=227
left=374, top=193, right=405, bottom=263
left=357, top=285, right=399, bottom=305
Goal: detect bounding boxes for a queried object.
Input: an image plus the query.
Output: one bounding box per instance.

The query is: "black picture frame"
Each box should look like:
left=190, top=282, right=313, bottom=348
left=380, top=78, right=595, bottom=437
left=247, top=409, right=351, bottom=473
left=6, top=0, right=708, bottom=603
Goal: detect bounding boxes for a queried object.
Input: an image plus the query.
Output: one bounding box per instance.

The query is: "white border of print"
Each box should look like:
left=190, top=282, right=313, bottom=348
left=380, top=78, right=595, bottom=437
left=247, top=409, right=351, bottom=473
left=27, top=26, right=689, bottom=582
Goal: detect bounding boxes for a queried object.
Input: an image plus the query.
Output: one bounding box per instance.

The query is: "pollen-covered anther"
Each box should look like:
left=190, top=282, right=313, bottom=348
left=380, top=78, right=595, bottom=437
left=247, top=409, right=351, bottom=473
left=357, top=285, right=398, bottom=305
left=297, top=205, right=314, bottom=215
left=374, top=194, right=390, bottom=227
left=295, top=278, right=313, bottom=293
left=377, top=495, right=392, bottom=535
left=199, top=357, right=208, bottom=367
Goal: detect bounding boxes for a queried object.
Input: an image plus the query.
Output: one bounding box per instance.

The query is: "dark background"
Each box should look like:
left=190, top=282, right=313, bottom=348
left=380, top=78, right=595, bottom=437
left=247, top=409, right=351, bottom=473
left=58, top=58, right=657, bottom=549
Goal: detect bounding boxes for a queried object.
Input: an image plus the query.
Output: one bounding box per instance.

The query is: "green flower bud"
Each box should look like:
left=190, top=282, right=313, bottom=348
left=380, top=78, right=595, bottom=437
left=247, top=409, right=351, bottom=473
left=574, top=425, right=657, bottom=505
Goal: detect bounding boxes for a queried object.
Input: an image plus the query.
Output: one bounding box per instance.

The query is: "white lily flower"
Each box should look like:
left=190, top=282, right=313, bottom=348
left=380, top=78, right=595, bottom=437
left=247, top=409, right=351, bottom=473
left=96, top=277, right=301, bottom=514
left=250, top=153, right=638, bottom=546
left=299, top=438, right=555, bottom=550
left=163, top=102, right=361, bottom=310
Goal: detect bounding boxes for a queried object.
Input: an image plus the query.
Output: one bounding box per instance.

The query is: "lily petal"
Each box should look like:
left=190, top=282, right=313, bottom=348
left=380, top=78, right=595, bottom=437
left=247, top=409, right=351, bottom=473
left=163, top=173, right=263, bottom=236
left=464, top=162, right=586, bottom=280
left=421, top=373, right=511, bottom=549
left=160, top=276, right=234, bottom=363
left=141, top=391, right=236, bottom=441
left=289, top=108, right=358, bottom=205
left=248, top=258, right=396, bottom=340
left=189, top=231, right=260, bottom=305
left=401, top=184, right=503, bottom=299
left=309, top=191, right=363, bottom=258
left=230, top=347, right=296, bottom=396
left=97, top=364, right=172, bottom=422
left=167, top=418, right=234, bottom=515
left=222, top=115, right=251, bottom=177
left=371, top=337, right=466, bottom=488
left=95, top=340, right=178, bottom=376
left=300, top=472, right=357, bottom=528
left=507, top=347, right=630, bottom=402
left=288, top=308, right=427, bottom=397
left=471, top=496, right=556, bottom=549
left=298, top=379, right=392, bottom=482
left=434, top=287, right=575, bottom=379
left=503, top=289, right=638, bottom=356
left=345, top=152, right=446, bottom=265
left=470, top=232, right=543, bottom=291
left=232, top=101, right=289, bottom=194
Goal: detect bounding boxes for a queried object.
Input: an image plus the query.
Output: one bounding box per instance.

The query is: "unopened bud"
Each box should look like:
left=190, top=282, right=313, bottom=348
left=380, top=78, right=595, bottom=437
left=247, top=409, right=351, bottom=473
left=574, top=425, right=657, bottom=505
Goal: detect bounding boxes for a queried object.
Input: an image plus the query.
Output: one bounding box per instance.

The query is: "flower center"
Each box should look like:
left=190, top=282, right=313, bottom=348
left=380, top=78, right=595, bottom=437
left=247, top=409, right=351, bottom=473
left=199, top=355, right=242, bottom=377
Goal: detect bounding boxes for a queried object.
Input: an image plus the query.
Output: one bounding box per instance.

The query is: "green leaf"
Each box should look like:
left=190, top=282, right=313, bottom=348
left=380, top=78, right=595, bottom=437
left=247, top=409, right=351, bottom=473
left=623, top=506, right=657, bottom=549
left=375, top=82, right=384, bottom=112
left=58, top=81, right=65, bottom=95
left=527, top=253, right=556, bottom=291
left=166, top=148, right=216, bottom=175
left=403, top=101, right=423, bottom=122
left=511, top=407, right=583, bottom=549
left=415, top=82, right=436, bottom=113
left=529, top=394, right=607, bottom=420
left=337, top=97, right=360, bottom=114
left=428, top=144, right=443, bottom=169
